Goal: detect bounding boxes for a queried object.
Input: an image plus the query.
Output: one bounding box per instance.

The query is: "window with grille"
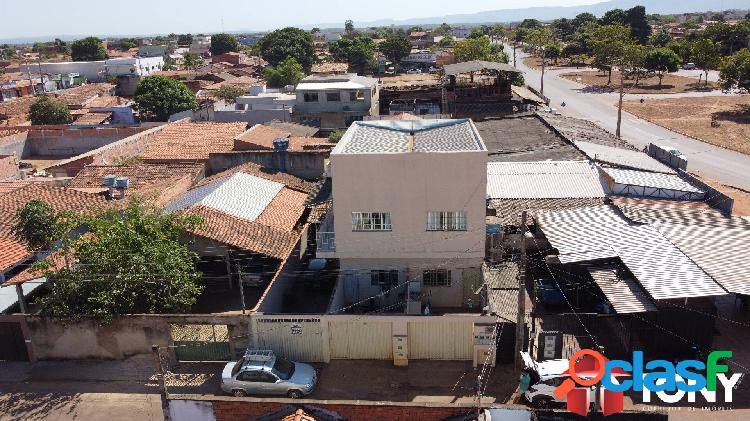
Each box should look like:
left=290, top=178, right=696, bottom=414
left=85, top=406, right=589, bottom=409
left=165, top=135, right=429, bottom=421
left=352, top=212, right=392, bottom=231
left=426, top=211, right=467, bottom=231
left=371, top=270, right=399, bottom=287
left=326, top=92, right=341, bottom=102
left=423, top=269, right=451, bottom=287
left=304, top=92, right=319, bottom=102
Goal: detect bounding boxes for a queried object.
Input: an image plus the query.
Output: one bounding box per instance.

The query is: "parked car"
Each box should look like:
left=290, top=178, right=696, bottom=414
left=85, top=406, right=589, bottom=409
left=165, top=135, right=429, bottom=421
left=520, top=352, right=596, bottom=408
left=406, top=68, right=422, bottom=74
left=220, top=350, right=317, bottom=398
left=661, top=146, right=687, bottom=161
left=683, top=62, right=696, bottom=70
left=428, top=66, right=440, bottom=73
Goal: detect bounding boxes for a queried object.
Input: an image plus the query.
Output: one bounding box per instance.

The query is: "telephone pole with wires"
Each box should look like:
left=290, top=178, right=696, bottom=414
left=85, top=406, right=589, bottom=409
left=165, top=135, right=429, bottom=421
left=514, top=211, right=528, bottom=369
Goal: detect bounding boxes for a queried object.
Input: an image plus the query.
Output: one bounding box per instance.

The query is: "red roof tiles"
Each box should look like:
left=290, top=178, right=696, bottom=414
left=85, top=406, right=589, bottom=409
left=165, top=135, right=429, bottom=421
left=141, top=122, right=248, bottom=162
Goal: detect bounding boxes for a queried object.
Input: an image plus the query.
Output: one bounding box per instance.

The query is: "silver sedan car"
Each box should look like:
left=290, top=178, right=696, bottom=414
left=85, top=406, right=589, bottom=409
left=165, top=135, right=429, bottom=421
left=220, top=350, right=317, bottom=399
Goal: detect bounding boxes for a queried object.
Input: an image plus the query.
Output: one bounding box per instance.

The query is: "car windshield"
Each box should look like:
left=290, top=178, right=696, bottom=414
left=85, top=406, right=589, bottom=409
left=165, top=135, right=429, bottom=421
left=272, top=357, right=295, bottom=380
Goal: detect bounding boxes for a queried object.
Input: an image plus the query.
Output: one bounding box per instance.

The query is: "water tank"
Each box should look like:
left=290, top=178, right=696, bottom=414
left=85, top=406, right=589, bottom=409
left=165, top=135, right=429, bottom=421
left=114, top=177, right=129, bottom=189
left=102, top=175, right=117, bottom=187
left=272, top=137, right=289, bottom=152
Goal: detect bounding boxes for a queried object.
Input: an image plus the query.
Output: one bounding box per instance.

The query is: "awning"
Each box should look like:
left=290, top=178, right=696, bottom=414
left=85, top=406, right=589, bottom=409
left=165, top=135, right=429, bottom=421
left=588, top=266, right=657, bottom=314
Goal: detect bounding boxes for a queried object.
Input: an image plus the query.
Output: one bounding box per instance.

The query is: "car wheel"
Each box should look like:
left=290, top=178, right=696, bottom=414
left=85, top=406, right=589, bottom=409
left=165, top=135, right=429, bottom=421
left=533, top=396, right=552, bottom=408
left=287, top=389, right=303, bottom=399
left=232, top=389, right=247, bottom=397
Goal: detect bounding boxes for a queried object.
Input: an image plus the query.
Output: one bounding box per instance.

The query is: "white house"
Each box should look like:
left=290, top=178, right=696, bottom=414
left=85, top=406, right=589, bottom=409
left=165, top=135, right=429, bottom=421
left=293, top=74, right=379, bottom=130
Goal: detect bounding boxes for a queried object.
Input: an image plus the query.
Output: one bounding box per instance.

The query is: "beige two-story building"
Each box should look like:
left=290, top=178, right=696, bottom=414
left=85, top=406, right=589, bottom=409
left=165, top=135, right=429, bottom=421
left=318, top=119, right=488, bottom=314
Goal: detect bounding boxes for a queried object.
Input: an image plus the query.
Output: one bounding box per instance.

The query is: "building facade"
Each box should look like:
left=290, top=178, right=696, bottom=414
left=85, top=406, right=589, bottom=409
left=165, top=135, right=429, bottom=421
left=293, top=74, right=379, bottom=131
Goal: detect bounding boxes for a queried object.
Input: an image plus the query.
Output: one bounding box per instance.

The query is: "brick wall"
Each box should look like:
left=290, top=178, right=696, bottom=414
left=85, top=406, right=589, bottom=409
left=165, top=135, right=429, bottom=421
left=210, top=399, right=471, bottom=421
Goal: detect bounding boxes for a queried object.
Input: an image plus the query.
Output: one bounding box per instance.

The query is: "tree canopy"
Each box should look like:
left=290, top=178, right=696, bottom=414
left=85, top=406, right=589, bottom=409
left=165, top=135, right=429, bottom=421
left=214, top=85, right=246, bottom=103
left=454, top=37, right=506, bottom=63
left=590, top=24, right=634, bottom=83
left=264, top=57, right=304, bottom=88
left=720, top=49, right=750, bottom=92
left=210, top=33, right=239, bottom=55
left=30, top=200, right=204, bottom=321
left=378, top=36, right=412, bottom=64
left=691, top=38, right=721, bottom=86
left=71, top=37, right=108, bottom=61
left=329, top=36, right=376, bottom=73
left=257, top=27, right=315, bottom=69
left=177, top=34, right=193, bottom=45
left=29, top=95, right=73, bottom=125
left=644, top=48, right=681, bottom=86
left=13, top=199, right=62, bottom=251
left=134, top=76, right=198, bottom=121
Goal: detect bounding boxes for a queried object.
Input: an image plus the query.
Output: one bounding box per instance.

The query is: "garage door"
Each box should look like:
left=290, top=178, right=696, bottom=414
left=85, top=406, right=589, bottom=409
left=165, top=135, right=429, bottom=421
left=408, top=320, right=473, bottom=360
left=255, top=317, right=327, bottom=362
left=329, top=320, right=392, bottom=360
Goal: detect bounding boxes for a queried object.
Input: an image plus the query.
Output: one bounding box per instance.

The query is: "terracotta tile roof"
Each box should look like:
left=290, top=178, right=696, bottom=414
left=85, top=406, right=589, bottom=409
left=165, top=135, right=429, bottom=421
left=204, top=75, right=259, bottom=91
left=51, top=83, right=115, bottom=108
left=255, top=188, right=308, bottom=231
left=73, top=112, right=112, bottom=125
left=234, top=125, right=332, bottom=152
left=195, top=162, right=316, bottom=194
left=3, top=248, right=66, bottom=285
left=0, top=236, right=31, bottom=272
left=68, top=163, right=205, bottom=206
left=0, top=96, right=35, bottom=119
left=0, top=183, right=108, bottom=217
left=185, top=205, right=300, bottom=260
left=0, top=180, right=32, bottom=196
left=141, top=122, right=248, bottom=162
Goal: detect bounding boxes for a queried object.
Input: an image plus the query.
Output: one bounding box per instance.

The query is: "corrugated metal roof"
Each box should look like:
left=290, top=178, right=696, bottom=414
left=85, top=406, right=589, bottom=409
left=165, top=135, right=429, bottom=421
left=536, top=205, right=726, bottom=300
left=604, top=168, right=704, bottom=193
left=575, top=141, right=675, bottom=174
left=443, top=61, right=522, bottom=75
left=488, top=197, right=607, bottom=226
left=486, top=161, right=607, bottom=199
left=167, top=172, right=283, bottom=222
left=588, top=266, right=657, bottom=314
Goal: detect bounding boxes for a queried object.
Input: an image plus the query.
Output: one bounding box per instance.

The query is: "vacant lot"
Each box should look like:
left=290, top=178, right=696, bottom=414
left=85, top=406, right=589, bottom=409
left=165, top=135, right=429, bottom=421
left=623, top=95, right=750, bottom=156
left=561, top=70, right=717, bottom=94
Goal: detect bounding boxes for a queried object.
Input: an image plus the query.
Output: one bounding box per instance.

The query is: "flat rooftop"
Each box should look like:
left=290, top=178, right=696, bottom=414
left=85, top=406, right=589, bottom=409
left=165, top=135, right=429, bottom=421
left=474, top=116, right=584, bottom=162
left=332, top=119, right=487, bottom=155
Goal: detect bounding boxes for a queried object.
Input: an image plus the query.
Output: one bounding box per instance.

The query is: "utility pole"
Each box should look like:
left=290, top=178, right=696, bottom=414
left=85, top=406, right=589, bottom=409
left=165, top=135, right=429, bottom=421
left=25, top=58, right=36, bottom=95
left=37, top=58, right=45, bottom=94
left=237, top=263, right=246, bottom=315
left=476, top=375, right=482, bottom=419
left=514, top=211, right=528, bottom=369
left=151, top=345, right=171, bottom=421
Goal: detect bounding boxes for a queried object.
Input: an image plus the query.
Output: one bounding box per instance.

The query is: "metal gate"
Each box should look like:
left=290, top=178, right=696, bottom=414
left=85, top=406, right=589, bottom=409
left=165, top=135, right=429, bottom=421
left=254, top=317, right=327, bottom=362
left=407, top=320, right=473, bottom=360
left=329, top=320, right=392, bottom=360
left=171, top=324, right=231, bottom=362
left=0, top=322, right=29, bottom=361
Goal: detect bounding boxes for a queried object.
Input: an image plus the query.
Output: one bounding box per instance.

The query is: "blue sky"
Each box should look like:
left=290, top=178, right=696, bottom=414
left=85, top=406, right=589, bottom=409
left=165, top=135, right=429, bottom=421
left=0, top=0, right=600, bottom=40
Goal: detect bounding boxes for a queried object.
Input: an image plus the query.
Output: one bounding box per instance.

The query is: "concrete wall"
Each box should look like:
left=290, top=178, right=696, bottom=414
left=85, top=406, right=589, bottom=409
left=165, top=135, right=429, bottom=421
left=212, top=109, right=291, bottom=124
left=207, top=150, right=327, bottom=179
left=21, top=61, right=107, bottom=82
left=294, top=86, right=376, bottom=114
left=329, top=150, right=487, bottom=260
left=0, top=131, right=29, bottom=158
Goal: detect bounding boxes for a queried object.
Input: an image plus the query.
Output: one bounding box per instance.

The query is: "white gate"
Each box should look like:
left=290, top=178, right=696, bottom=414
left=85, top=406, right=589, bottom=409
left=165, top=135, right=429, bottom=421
left=407, top=319, right=473, bottom=360
left=254, top=316, right=328, bottom=362
left=329, top=319, right=392, bottom=360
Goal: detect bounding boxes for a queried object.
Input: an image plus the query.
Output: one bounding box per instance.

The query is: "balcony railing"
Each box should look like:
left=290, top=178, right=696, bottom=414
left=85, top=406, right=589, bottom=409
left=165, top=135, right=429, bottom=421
left=316, top=231, right=336, bottom=252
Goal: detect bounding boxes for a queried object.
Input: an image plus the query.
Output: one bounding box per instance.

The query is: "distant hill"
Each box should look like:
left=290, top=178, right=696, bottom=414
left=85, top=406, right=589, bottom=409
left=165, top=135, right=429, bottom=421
left=305, top=0, right=750, bottom=29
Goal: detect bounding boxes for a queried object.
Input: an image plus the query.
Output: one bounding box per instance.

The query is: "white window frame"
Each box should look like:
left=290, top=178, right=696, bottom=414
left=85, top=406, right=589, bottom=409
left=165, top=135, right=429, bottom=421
left=427, top=211, right=467, bottom=231
left=352, top=212, right=392, bottom=231
left=423, top=269, right=451, bottom=287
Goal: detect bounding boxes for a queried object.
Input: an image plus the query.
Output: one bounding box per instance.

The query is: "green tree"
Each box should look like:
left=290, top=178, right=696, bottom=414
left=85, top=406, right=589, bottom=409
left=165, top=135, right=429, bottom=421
left=518, top=19, right=541, bottom=29
left=70, top=37, right=108, bottom=61
left=378, top=36, right=412, bottom=64
left=134, top=76, right=198, bottom=121
left=720, top=49, right=750, bottom=92
left=644, top=48, right=681, bottom=86
left=590, top=24, right=633, bottom=84
left=345, top=20, right=355, bottom=33
left=257, top=27, right=315, bottom=70
left=210, top=33, right=239, bottom=55
left=438, top=34, right=455, bottom=47
left=572, top=13, right=598, bottom=32
left=182, top=52, right=203, bottom=70
left=328, top=129, right=344, bottom=143
left=667, top=40, right=691, bottom=64
left=434, top=23, right=452, bottom=36
left=13, top=200, right=62, bottom=251
left=544, top=43, right=562, bottom=64
left=34, top=201, right=204, bottom=322
left=29, top=95, right=73, bottom=125
left=552, top=18, right=575, bottom=41
left=625, top=6, right=651, bottom=44
left=454, top=36, right=494, bottom=62
left=177, top=34, right=193, bottom=45
left=691, top=38, right=721, bottom=86
left=214, top=85, right=246, bottom=102
left=525, top=28, right=555, bottom=94
left=600, top=9, right=627, bottom=25
left=329, top=36, right=376, bottom=73
left=650, top=29, right=673, bottom=47
left=263, top=57, right=304, bottom=88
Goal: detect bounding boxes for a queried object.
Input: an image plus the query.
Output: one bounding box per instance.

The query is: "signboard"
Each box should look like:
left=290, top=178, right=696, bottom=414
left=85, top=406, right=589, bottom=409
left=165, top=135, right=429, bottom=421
left=290, top=323, right=302, bottom=335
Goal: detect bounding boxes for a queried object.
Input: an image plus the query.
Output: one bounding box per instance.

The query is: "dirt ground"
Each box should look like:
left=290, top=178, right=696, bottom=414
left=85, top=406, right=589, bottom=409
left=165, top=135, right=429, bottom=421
left=691, top=173, right=750, bottom=217
left=622, top=95, right=750, bottom=156
left=561, top=70, right=718, bottom=94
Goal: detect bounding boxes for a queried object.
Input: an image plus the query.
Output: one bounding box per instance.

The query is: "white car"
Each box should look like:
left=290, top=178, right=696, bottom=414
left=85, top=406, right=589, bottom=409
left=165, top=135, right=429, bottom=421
left=661, top=146, right=687, bottom=161
left=683, top=63, right=696, bottom=70
left=406, top=68, right=422, bottom=74
left=520, top=351, right=596, bottom=408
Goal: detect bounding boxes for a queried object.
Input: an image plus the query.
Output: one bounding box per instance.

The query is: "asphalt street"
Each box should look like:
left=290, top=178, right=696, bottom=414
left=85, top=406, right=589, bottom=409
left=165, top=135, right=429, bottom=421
left=508, top=45, right=750, bottom=190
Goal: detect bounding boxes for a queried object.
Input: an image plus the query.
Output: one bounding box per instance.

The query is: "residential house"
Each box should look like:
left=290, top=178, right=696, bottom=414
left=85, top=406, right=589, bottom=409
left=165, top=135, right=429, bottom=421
left=408, top=31, right=434, bottom=49
left=139, top=121, right=248, bottom=164
left=451, top=28, right=470, bottom=39
left=212, top=52, right=248, bottom=65
left=293, top=74, right=379, bottom=131
left=318, top=119, right=488, bottom=314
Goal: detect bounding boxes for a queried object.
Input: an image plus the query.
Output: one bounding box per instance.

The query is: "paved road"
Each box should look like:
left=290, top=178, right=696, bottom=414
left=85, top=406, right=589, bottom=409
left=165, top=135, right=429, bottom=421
left=509, top=46, right=750, bottom=190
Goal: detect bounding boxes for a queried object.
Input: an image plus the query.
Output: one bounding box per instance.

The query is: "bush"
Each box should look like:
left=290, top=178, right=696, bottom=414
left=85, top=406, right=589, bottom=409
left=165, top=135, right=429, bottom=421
left=29, top=96, right=72, bottom=125
left=134, top=76, right=198, bottom=121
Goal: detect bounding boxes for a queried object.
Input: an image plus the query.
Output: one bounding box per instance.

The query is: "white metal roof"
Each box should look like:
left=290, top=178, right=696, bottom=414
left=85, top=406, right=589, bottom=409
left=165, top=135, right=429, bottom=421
left=575, top=141, right=675, bottom=174
left=536, top=205, right=726, bottom=300
left=333, top=119, right=486, bottom=154
left=588, top=267, right=657, bottom=314
left=166, top=172, right=284, bottom=222
left=486, top=161, right=607, bottom=199
left=604, top=168, right=704, bottom=193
